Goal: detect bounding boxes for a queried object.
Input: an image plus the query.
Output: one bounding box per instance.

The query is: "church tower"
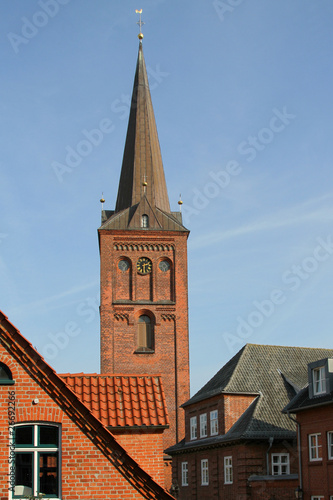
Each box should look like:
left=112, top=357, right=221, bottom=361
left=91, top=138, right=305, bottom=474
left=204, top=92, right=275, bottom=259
left=98, top=38, right=190, bottom=452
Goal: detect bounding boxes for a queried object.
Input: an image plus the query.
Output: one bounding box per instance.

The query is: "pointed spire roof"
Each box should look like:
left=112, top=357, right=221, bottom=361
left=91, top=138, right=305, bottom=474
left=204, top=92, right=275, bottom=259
left=115, top=41, right=171, bottom=214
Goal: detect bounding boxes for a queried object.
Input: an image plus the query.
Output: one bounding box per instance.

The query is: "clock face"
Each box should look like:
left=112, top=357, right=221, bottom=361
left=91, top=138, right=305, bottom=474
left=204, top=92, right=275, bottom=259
left=159, top=260, right=170, bottom=272
left=136, top=257, right=152, bottom=275
left=118, top=260, right=130, bottom=272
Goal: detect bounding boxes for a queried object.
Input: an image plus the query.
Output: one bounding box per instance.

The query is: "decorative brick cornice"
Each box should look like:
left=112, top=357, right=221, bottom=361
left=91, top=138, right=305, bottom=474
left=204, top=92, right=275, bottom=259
left=114, top=243, right=174, bottom=252
left=161, top=314, right=176, bottom=322
left=114, top=313, right=129, bottom=324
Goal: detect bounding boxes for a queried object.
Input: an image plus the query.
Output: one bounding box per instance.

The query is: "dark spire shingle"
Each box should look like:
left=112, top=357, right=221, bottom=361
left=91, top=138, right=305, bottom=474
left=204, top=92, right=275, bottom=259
left=115, top=42, right=170, bottom=214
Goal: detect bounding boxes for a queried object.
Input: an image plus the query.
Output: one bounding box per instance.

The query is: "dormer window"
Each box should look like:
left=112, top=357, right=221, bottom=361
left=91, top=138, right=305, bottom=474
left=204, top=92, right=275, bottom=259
left=141, top=214, right=149, bottom=228
left=313, top=366, right=326, bottom=395
left=308, top=358, right=333, bottom=398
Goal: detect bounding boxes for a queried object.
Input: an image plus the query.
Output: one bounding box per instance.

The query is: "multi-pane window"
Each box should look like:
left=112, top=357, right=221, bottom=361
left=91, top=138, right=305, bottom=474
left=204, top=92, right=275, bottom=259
left=181, top=462, right=188, bottom=486
left=190, top=416, right=197, bottom=440
left=201, top=459, right=209, bottom=485
left=200, top=413, right=207, bottom=438
left=313, top=366, right=326, bottom=395
left=224, top=456, right=233, bottom=484
left=328, top=431, right=333, bottom=460
left=210, top=410, right=218, bottom=436
left=309, top=433, right=322, bottom=461
left=311, top=497, right=324, bottom=500
left=271, top=453, right=290, bottom=475
left=13, top=424, right=60, bottom=498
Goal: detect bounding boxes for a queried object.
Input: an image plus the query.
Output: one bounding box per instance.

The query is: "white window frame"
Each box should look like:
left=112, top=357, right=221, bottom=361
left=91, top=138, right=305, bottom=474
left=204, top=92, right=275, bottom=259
left=210, top=410, right=218, bottom=436
left=224, top=456, right=233, bottom=484
left=200, top=413, right=207, bottom=438
left=311, top=497, right=324, bottom=500
left=181, top=462, right=188, bottom=486
left=11, top=423, right=61, bottom=500
left=190, top=416, right=197, bottom=440
left=313, top=366, right=326, bottom=395
left=309, top=433, right=322, bottom=461
left=328, top=431, right=333, bottom=460
left=201, top=459, right=209, bottom=486
left=271, top=453, right=290, bottom=475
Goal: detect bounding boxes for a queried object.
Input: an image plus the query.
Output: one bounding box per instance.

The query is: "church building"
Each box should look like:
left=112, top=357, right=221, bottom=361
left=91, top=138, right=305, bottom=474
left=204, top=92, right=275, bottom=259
left=0, top=30, right=189, bottom=499
left=98, top=37, right=190, bottom=456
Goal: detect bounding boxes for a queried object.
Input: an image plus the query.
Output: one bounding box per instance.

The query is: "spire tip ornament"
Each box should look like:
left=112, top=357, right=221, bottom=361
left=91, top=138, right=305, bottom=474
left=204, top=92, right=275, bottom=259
left=135, top=9, right=144, bottom=40
left=178, top=194, right=183, bottom=212
left=100, top=193, right=105, bottom=210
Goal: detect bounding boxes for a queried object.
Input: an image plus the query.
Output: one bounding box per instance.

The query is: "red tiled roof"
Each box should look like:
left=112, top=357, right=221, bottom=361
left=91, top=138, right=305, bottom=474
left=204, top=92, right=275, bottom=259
left=60, top=373, right=169, bottom=428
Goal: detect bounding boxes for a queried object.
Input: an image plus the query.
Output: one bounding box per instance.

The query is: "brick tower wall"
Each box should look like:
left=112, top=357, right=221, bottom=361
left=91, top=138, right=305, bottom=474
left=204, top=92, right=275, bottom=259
left=99, top=229, right=190, bottom=451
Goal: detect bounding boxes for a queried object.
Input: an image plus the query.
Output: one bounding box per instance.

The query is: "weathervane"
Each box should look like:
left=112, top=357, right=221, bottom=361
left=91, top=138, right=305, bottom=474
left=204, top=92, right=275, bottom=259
left=135, top=9, right=144, bottom=40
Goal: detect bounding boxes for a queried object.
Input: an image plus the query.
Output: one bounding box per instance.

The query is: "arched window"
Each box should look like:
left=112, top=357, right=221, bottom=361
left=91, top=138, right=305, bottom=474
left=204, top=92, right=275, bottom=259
left=141, top=214, right=149, bottom=228
left=13, top=424, right=60, bottom=498
left=0, top=362, right=14, bottom=385
left=137, top=315, right=154, bottom=351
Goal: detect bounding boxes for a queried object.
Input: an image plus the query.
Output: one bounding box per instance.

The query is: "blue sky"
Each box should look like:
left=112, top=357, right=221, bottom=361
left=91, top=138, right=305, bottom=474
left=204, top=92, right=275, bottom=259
left=1, top=1, right=333, bottom=395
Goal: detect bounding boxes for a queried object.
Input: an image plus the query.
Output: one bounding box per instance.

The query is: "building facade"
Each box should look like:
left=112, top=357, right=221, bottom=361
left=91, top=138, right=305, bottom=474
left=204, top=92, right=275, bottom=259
left=0, top=310, right=174, bottom=500
left=284, top=357, right=333, bottom=499
left=167, top=344, right=333, bottom=499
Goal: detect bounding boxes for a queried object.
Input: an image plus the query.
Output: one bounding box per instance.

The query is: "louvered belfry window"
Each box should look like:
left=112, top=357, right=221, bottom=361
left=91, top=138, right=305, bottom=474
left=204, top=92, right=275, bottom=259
left=138, top=315, right=153, bottom=350
left=141, top=214, right=149, bottom=228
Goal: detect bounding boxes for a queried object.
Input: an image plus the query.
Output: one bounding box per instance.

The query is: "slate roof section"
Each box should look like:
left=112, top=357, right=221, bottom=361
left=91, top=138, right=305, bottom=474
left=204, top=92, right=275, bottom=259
left=115, top=42, right=170, bottom=215
left=167, top=344, right=333, bottom=454
left=0, top=310, right=174, bottom=500
left=100, top=203, right=188, bottom=232
left=60, top=373, right=169, bottom=428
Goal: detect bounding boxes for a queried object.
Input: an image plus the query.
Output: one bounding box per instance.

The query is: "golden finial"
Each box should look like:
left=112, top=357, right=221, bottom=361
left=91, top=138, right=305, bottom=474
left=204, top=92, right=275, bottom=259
left=135, top=9, right=144, bottom=40
left=178, top=194, right=183, bottom=211
left=100, top=193, right=105, bottom=209
left=142, top=174, right=148, bottom=189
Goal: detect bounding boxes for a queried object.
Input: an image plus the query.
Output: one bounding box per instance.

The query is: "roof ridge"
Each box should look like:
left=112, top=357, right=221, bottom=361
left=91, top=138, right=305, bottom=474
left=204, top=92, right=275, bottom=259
left=246, top=343, right=333, bottom=351
left=61, top=373, right=163, bottom=378
left=224, top=343, right=250, bottom=391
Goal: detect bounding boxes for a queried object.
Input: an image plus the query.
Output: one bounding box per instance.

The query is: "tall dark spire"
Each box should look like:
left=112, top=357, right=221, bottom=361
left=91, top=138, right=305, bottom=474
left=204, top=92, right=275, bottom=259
left=115, top=42, right=171, bottom=214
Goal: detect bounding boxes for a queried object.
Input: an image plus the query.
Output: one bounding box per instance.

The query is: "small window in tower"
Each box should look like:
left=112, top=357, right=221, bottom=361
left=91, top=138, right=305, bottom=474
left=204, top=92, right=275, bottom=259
left=136, top=315, right=154, bottom=353
left=0, top=362, right=14, bottom=385
left=141, top=214, right=149, bottom=228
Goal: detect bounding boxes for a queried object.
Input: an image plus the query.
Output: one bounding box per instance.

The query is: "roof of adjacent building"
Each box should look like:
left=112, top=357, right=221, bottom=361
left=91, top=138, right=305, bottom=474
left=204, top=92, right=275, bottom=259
left=60, top=373, right=169, bottom=428
left=99, top=42, right=188, bottom=233
left=167, top=344, right=333, bottom=454
left=0, top=310, right=174, bottom=500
